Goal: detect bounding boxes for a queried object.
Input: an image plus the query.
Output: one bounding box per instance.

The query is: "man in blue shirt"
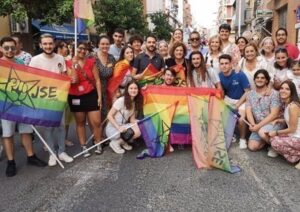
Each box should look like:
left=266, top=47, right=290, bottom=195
left=219, top=54, right=250, bottom=149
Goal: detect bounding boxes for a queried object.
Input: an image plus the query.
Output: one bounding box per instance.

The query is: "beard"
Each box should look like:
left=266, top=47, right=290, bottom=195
left=146, top=46, right=156, bottom=53
left=43, top=49, right=54, bottom=55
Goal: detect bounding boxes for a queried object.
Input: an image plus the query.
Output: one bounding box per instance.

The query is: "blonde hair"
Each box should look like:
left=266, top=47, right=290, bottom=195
left=208, top=35, right=222, bottom=52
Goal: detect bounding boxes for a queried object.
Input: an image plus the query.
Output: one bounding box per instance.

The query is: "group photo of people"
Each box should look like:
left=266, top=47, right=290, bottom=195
left=1, top=22, right=300, bottom=178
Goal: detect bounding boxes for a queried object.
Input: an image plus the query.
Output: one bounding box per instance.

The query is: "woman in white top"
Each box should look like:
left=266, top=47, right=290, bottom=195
left=189, top=51, right=222, bottom=90
left=205, top=35, right=222, bottom=73
left=272, top=48, right=294, bottom=90
left=105, top=80, right=142, bottom=154
left=259, top=36, right=275, bottom=68
left=269, top=81, right=300, bottom=169
left=238, top=42, right=269, bottom=89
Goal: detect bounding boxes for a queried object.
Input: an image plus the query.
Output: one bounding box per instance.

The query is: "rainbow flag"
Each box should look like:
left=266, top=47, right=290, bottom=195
left=0, top=60, right=71, bottom=127
left=138, top=63, right=164, bottom=87
left=188, top=95, right=210, bottom=169
left=137, top=102, right=177, bottom=159
left=74, top=0, right=95, bottom=30
left=143, top=86, right=222, bottom=145
left=207, top=96, right=240, bottom=173
left=107, top=59, right=131, bottom=103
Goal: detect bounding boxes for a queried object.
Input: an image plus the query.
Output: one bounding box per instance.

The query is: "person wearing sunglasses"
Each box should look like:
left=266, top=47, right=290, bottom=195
left=186, top=31, right=208, bottom=59
left=0, top=36, right=47, bottom=177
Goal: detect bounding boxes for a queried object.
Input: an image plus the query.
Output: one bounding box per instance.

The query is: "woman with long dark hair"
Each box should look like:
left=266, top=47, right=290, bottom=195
left=272, top=48, right=294, bottom=90
left=269, top=81, right=300, bottom=169
left=105, top=80, right=143, bottom=154
left=66, top=42, right=102, bottom=157
left=189, top=51, right=222, bottom=90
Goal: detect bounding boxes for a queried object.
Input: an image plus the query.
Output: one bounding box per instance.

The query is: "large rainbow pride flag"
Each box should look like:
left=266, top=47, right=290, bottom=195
left=143, top=86, right=222, bottom=145
left=0, top=60, right=71, bottom=127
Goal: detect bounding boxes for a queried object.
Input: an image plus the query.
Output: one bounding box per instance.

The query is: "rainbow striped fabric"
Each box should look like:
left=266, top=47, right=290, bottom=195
left=74, top=0, right=95, bottom=29
left=188, top=95, right=240, bottom=173
left=143, top=86, right=222, bottom=145
left=0, top=60, right=71, bottom=127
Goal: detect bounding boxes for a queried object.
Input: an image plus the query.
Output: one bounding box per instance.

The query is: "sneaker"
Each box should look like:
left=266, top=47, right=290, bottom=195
left=109, top=140, right=125, bottom=154
left=94, top=144, right=103, bottom=155
left=82, top=146, right=91, bottom=158
left=48, top=155, right=57, bottom=167
left=239, top=139, right=247, bottom=149
left=58, top=152, right=74, bottom=163
left=295, top=162, right=300, bottom=170
left=27, top=154, right=47, bottom=167
left=121, top=142, right=133, bottom=151
left=6, top=160, right=16, bottom=177
left=267, top=147, right=279, bottom=158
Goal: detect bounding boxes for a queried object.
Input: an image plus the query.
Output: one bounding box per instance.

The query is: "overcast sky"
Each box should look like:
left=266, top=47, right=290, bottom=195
left=189, top=0, right=219, bottom=29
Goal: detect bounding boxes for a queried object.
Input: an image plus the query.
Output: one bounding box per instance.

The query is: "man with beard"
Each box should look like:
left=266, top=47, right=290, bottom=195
left=275, top=28, right=299, bottom=60
left=11, top=34, right=32, bottom=65
left=0, top=37, right=47, bottom=177
left=246, top=69, right=283, bottom=154
left=132, top=35, right=165, bottom=80
left=29, top=33, right=73, bottom=167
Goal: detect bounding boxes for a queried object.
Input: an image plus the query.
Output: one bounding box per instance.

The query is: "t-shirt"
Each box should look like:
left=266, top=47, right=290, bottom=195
left=109, top=96, right=134, bottom=126
left=192, top=67, right=220, bottom=88
left=246, top=89, right=280, bottom=123
left=109, top=44, right=122, bottom=61
left=29, top=53, right=66, bottom=74
left=219, top=70, right=250, bottom=100
left=15, top=50, right=32, bottom=65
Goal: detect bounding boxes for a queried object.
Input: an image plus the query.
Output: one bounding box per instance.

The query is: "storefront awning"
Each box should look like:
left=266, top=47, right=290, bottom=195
left=32, top=19, right=88, bottom=40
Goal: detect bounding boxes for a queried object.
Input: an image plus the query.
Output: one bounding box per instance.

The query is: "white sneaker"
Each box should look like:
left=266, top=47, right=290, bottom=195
left=58, top=152, right=74, bottom=163
left=239, top=139, right=247, bottom=149
left=48, top=155, right=57, bottom=167
left=267, top=147, right=279, bottom=158
left=109, top=140, right=125, bottom=154
left=121, top=141, right=133, bottom=151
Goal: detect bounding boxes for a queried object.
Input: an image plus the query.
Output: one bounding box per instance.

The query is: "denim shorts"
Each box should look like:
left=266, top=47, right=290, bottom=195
left=1, top=119, right=33, bottom=137
left=249, top=123, right=283, bottom=142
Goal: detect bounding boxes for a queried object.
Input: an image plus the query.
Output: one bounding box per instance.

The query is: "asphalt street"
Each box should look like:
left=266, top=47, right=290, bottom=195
left=0, top=125, right=299, bottom=212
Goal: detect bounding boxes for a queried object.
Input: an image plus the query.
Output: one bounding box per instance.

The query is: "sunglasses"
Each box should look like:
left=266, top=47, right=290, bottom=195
left=3, top=46, right=16, bottom=51
left=190, top=38, right=200, bottom=41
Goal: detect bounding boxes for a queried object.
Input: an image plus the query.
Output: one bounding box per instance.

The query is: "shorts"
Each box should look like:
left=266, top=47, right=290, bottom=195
left=249, top=123, right=283, bottom=142
left=1, top=119, right=33, bottom=137
left=68, top=90, right=100, bottom=112
left=224, top=96, right=245, bottom=110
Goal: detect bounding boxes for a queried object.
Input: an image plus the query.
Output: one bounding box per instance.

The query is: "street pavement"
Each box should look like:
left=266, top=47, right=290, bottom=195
left=0, top=125, right=299, bottom=212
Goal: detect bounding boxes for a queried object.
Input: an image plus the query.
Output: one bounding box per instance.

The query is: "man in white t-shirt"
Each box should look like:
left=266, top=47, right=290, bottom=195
left=29, top=33, right=73, bottom=166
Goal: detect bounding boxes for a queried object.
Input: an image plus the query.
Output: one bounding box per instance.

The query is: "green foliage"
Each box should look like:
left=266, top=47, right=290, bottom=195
left=149, top=12, right=174, bottom=41
left=94, top=0, right=147, bottom=36
left=0, top=0, right=73, bottom=24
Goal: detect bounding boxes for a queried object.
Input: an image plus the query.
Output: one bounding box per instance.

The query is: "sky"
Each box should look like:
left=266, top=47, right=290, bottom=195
left=189, top=0, right=219, bottom=29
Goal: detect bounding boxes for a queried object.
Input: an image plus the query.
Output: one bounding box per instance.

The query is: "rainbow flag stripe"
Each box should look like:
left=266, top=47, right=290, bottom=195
left=0, top=60, right=71, bottom=127
left=143, top=86, right=222, bottom=145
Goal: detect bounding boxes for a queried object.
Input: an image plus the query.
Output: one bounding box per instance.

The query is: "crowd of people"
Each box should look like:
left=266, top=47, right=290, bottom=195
left=0, top=23, right=300, bottom=178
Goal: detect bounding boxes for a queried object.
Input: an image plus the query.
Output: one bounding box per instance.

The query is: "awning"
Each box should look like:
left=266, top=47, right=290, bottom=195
left=32, top=19, right=88, bottom=40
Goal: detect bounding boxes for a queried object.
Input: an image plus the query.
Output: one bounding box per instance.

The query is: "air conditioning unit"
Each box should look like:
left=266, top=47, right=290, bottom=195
left=10, top=16, right=29, bottom=33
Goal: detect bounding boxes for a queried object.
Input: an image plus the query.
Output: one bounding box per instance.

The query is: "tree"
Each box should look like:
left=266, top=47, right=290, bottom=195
left=93, top=0, right=147, bottom=37
left=0, top=0, right=73, bottom=24
left=149, top=12, right=174, bottom=41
